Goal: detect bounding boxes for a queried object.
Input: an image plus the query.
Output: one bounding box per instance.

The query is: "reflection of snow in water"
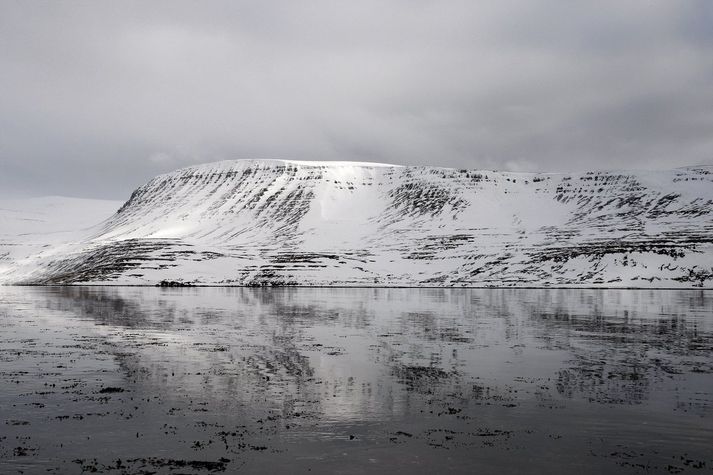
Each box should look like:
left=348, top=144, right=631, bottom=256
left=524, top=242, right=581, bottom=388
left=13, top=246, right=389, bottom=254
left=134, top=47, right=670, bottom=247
left=0, top=286, right=711, bottom=473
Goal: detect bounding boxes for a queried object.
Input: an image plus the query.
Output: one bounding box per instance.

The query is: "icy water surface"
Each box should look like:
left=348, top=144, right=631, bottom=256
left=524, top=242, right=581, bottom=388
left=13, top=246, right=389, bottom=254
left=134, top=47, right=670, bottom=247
left=0, top=287, right=711, bottom=474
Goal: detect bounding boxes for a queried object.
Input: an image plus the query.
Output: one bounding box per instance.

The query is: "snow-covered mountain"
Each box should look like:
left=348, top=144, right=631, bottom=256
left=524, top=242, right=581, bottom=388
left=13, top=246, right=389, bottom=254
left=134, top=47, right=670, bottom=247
left=2, top=160, right=712, bottom=287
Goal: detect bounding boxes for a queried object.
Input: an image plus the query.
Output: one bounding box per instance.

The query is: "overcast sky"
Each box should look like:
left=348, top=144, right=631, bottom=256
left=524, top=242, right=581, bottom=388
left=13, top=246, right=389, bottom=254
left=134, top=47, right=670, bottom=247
left=1, top=1, right=712, bottom=199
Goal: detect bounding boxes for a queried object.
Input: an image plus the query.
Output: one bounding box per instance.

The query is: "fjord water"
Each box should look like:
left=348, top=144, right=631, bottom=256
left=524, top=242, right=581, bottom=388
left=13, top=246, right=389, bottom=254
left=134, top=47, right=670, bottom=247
left=0, top=287, right=711, bottom=474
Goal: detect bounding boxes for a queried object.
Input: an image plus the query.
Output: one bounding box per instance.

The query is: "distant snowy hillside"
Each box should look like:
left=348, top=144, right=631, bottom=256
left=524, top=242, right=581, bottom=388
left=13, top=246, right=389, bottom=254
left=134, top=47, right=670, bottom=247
left=0, top=196, right=122, bottom=281
left=1, top=160, right=712, bottom=287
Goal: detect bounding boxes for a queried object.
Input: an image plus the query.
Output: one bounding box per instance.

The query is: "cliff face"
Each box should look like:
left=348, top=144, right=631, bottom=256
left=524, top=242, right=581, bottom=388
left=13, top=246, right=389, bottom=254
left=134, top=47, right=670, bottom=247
left=3, top=160, right=713, bottom=287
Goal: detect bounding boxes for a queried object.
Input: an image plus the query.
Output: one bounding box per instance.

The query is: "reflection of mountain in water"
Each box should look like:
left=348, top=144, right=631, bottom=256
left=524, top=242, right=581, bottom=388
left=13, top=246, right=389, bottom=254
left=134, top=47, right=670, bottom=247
left=508, top=290, right=713, bottom=407
left=8, top=287, right=711, bottom=419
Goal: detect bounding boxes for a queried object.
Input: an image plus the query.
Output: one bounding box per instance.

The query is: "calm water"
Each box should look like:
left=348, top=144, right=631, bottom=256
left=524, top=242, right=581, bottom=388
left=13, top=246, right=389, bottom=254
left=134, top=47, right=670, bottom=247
left=0, top=287, right=711, bottom=474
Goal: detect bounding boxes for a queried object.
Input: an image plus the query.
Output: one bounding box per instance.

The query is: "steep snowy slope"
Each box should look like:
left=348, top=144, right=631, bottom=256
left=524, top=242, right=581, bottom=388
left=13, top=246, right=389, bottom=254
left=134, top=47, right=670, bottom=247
left=2, top=160, right=712, bottom=287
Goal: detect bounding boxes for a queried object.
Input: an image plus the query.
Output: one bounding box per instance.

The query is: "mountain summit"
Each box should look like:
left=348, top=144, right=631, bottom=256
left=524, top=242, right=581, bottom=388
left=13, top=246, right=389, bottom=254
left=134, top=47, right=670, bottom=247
left=2, top=160, right=712, bottom=287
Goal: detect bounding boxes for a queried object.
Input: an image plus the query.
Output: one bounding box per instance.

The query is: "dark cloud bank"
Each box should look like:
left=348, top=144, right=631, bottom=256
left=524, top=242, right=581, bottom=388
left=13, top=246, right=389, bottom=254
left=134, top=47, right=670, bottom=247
left=1, top=1, right=712, bottom=198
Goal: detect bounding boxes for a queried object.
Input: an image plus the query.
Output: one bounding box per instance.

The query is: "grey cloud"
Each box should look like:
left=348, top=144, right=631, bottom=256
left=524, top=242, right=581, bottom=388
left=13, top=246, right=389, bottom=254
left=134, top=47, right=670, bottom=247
left=1, top=0, right=712, bottom=199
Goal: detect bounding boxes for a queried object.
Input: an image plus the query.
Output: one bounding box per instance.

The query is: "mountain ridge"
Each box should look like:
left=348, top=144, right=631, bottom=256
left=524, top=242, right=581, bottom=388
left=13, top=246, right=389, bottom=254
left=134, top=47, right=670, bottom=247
left=2, top=160, right=712, bottom=288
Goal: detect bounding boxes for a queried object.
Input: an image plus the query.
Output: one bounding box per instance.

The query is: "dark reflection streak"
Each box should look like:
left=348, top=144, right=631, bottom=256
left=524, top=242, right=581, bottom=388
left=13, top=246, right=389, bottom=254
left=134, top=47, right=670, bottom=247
left=40, top=286, right=173, bottom=329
